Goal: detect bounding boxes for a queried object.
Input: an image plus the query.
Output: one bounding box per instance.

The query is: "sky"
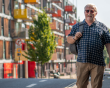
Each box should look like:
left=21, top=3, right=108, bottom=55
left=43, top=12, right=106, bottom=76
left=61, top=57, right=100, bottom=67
left=69, top=0, right=110, bottom=28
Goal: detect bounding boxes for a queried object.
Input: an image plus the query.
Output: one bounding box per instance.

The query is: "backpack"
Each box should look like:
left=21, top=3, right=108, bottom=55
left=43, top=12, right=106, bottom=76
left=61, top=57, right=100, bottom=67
left=69, top=22, right=84, bottom=55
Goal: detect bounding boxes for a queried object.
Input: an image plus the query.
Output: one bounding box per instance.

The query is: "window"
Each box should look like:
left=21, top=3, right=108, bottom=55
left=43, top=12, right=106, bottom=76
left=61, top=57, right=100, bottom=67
left=65, top=14, right=66, bottom=19
left=61, top=11, right=63, bottom=16
left=58, top=24, right=60, bottom=30
left=1, top=18, right=4, bottom=36
left=56, top=21, right=58, bottom=29
left=61, top=3, right=62, bottom=8
left=21, top=4, right=25, bottom=9
left=62, top=38, right=64, bottom=45
left=9, top=0, right=11, bottom=16
left=57, top=52, right=59, bottom=59
left=65, top=25, right=67, bottom=30
left=67, top=14, right=69, bottom=19
left=55, top=37, right=58, bottom=44
left=21, top=23, right=26, bottom=31
left=47, top=2, right=51, bottom=9
left=8, top=20, right=11, bottom=37
left=10, top=41, right=12, bottom=59
left=50, top=16, right=53, bottom=22
left=2, top=0, right=5, bottom=13
left=14, top=3, right=19, bottom=9
left=61, top=24, right=63, bottom=31
left=3, top=40, right=5, bottom=59
left=15, top=22, right=20, bottom=36
left=61, top=53, right=64, bottom=59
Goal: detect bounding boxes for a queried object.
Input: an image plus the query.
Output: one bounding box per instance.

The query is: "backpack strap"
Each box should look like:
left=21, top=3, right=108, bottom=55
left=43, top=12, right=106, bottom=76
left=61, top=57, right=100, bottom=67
left=79, top=22, right=84, bottom=33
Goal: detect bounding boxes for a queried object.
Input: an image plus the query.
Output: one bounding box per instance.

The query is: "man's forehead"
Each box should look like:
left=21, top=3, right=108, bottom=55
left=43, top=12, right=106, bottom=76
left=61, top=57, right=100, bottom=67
left=85, top=6, right=95, bottom=10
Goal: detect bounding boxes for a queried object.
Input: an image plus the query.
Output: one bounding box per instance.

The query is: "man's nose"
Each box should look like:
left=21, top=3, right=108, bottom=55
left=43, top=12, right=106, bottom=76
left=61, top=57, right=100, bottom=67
left=88, top=11, right=91, bottom=14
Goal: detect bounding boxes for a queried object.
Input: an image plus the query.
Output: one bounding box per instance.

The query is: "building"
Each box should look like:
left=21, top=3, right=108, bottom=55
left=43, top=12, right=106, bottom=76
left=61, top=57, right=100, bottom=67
left=0, top=0, right=77, bottom=78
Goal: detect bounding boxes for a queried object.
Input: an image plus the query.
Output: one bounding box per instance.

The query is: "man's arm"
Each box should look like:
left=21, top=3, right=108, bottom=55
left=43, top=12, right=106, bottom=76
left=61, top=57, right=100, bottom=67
left=67, top=32, right=82, bottom=44
left=67, top=36, right=76, bottom=44
left=105, top=43, right=110, bottom=58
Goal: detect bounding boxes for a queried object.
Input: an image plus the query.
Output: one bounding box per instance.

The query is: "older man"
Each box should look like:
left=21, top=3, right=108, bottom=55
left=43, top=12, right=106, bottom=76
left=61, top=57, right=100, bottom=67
left=67, top=3, right=110, bottom=88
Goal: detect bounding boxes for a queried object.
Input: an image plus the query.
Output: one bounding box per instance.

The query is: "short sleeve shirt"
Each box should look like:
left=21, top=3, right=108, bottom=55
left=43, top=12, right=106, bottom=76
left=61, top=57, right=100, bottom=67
left=68, top=19, right=110, bottom=66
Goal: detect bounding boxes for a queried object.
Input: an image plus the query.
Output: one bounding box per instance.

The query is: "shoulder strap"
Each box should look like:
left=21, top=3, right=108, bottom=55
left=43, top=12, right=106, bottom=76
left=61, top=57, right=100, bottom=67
left=79, top=22, right=84, bottom=33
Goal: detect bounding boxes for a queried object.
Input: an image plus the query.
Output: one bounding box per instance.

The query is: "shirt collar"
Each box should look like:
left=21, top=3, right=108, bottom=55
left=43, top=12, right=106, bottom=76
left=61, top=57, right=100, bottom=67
left=82, top=19, right=98, bottom=26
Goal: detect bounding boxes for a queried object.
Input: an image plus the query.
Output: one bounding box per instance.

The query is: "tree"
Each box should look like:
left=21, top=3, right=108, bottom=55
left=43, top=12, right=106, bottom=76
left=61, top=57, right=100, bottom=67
left=103, top=28, right=110, bottom=67
left=23, top=10, right=56, bottom=77
left=103, top=46, right=109, bottom=66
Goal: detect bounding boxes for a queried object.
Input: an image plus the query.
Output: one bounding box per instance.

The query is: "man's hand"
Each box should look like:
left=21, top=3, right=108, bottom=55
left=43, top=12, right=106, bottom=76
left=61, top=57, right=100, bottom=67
left=74, top=32, right=82, bottom=40
left=67, top=32, right=82, bottom=44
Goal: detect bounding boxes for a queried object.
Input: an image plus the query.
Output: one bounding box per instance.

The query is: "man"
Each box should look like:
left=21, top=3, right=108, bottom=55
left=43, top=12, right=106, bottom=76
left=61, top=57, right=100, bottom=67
left=67, top=3, right=110, bottom=88
left=34, top=66, right=38, bottom=78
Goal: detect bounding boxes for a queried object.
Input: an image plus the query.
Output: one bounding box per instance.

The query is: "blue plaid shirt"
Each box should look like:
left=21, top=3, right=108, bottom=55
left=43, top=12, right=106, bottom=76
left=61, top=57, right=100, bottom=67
left=68, top=19, right=110, bottom=66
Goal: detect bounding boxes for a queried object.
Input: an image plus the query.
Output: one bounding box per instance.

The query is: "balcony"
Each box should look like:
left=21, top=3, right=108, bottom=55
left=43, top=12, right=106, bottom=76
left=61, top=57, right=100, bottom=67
left=11, top=28, right=29, bottom=39
left=49, top=21, right=59, bottom=30
left=65, top=6, right=74, bottom=13
left=69, top=20, right=77, bottom=25
left=14, top=8, right=31, bottom=20
left=52, top=10, right=62, bottom=17
left=52, top=0, right=62, bottom=3
left=46, top=7, right=57, bottom=14
left=65, top=18, right=73, bottom=24
left=24, top=0, right=40, bottom=4
left=51, top=53, right=57, bottom=60
left=66, top=54, right=74, bottom=60
left=51, top=52, right=64, bottom=60
left=65, top=29, right=71, bottom=36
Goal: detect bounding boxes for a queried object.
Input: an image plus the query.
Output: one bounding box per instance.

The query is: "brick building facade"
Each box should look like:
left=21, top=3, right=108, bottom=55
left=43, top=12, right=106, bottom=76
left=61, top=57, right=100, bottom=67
left=0, top=0, right=77, bottom=78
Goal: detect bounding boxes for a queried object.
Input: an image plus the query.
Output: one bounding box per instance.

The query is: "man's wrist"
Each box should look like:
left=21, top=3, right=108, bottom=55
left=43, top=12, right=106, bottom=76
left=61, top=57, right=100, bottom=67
left=73, top=37, right=76, bottom=41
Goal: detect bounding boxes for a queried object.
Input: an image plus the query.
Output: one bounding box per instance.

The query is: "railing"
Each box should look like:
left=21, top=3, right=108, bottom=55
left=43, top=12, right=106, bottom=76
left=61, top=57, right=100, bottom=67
left=11, top=28, right=29, bottom=39
left=65, top=18, right=73, bottom=23
left=57, top=52, right=64, bottom=60
left=46, top=6, right=57, bottom=14
left=52, top=0, right=62, bottom=3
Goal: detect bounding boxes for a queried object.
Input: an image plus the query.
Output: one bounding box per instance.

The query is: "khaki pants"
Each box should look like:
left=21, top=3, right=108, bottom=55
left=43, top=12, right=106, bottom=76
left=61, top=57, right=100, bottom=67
left=76, top=62, right=104, bottom=88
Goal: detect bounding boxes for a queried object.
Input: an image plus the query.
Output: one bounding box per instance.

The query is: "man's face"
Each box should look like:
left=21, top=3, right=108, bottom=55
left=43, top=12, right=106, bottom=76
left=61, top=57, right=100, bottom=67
left=84, top=6, right=97, bottom=22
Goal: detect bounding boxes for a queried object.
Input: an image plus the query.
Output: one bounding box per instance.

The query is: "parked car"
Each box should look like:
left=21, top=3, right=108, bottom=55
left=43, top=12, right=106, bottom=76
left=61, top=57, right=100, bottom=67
left=104, top=68, right=110, bottom=76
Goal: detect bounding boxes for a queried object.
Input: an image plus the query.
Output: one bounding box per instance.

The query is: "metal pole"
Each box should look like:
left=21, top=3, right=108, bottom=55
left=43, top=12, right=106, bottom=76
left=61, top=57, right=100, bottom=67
left=36, top=57, right=38, bottom=78
left=71, top=58, right=72, bottom=72
left=49, top=63, right=50, bottom=78
left=41, top=62, right=42, bottom=79
left=19, top=57, right=20, bottom=78
left=63, top=0, right=66, bottom=72
left=76, top=0, right=77, bottom=19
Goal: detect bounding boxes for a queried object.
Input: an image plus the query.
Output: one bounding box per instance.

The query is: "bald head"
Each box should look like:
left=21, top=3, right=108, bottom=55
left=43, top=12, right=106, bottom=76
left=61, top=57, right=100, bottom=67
left=84, top=3, right=97, bottom=12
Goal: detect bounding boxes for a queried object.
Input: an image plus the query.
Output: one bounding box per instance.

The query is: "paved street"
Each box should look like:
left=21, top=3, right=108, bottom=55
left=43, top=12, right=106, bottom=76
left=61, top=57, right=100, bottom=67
left=0, top=78, right=76, bottom=88
left=0, top=75, right=109, bottom=88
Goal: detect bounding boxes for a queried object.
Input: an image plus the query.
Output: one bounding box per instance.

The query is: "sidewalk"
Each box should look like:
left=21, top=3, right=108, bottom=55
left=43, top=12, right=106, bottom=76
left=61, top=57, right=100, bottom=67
left=71, top=81, right=91, bottom=88
left=59, top=74, right=77, bottom=79
left=59, top=74, right=91, bottom=88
